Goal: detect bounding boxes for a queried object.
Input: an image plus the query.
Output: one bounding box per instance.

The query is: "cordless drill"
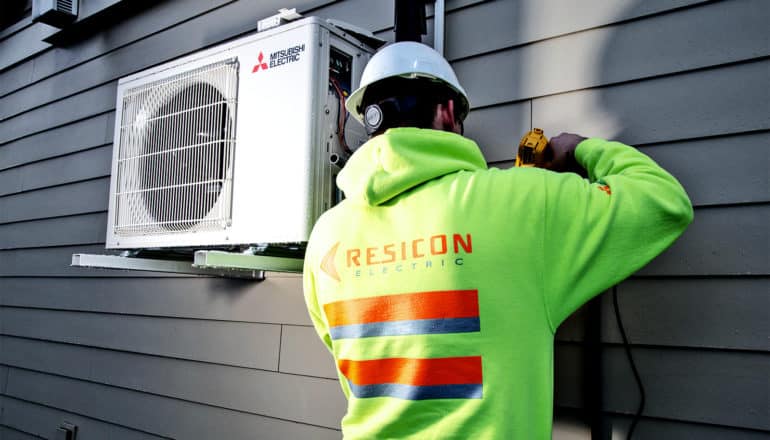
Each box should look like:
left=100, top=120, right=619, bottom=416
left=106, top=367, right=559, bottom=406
left=514, top=128, right=549, bottom=168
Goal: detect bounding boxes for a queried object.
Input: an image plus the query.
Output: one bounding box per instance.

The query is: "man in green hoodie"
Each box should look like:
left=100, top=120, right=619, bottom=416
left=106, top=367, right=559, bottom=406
left=303, top=42, right=693, bottom=439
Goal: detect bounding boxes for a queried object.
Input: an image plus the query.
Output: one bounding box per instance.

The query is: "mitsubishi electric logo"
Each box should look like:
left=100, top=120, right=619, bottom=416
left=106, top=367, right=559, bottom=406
left=252, top=52, right=268, bottom=73
left=251, top=44, right=306, bottom=73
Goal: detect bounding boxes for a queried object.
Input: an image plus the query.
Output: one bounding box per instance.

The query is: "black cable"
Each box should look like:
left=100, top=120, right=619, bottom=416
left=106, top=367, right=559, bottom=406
left=612, top=286, right=646, bottom=439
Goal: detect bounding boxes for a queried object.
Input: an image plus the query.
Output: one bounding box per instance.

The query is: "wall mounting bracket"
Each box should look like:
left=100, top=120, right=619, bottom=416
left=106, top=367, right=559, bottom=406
left=71, top=250, right=303, bottom=280
left=193, top=250, right=304, bottom=273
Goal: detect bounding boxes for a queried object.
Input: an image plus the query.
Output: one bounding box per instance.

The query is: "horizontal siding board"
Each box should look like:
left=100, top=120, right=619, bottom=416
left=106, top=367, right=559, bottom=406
left=4, top=368, right=341, bottom=440
left=0, top=146, right=112, bottom=196
left=0, top=0, right=234, bottom=97
left=0, top=0, right=341, bottom=123
left=0, top=276, right=312, bottom=325
left=0, top=178, right=108, bottom=224
left=607, top=413, right=770, bottom=440
left=0, top=0, right=479, bottom=99
left=445, top=0, right=712, bottom=60
left=444, top=0, right=488, bottom=9
left=0, top=245, right=198, bottom=278
left=9, top=3, right=729, bottom=126
left=1, top=205, right=765, bottom=277
left=7, top=0, right=760, bottom=124
left=531, top=60, right=770, bottom=150
left=480, top=62, right=770, bottom=162
left=0, top=213, right=107, bottom=249
left=0, top=83, right=117, bottom=146
left=1, top=337, right=345, bottom=429
left=0, top=3, right=760, bottom=151
left=0, top=23, right=56, bottom=72
left=640, top=204, right=769, bottom=276
left=318, top=0, right=713, bottom=61
left=483, top=132, right=768, bottom=208
left=313, top=0, right=485, bottom=36
left=279, top=325, right=337, bottom=379
left=554, top=344, right=770, bottom=430
left=0, top=308, right=280, bottom=370
left=610, top=278, right=770, bottom=351
left=3, top=49, right=164, bottom=123
left=310, top=0, right=396, bottom=34
left=556, top=278, right=770, bottom=351
left=0, top=425, right=42, bottom=440
left=1, top=396, right=166, bottom=440
left=0, top=59, right=33, bottom=99
left=0, top=167, right=22, bottom=194
left=464, top=101, right=531, bottom=163
left=73, top=0, right=123, bottom=19
left=603, top=347, right=770, bottom=431
left=0, top=113, right=114, bottom=171
left=639, top=132, right=770, bottom=206
left=0, top=18, right=34, bottom=41
left=454, top=0, right=769, bottom=108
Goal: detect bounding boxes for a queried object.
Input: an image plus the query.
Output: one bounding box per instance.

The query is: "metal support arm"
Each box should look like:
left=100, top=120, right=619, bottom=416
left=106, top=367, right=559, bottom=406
left=71, top=253, right=276, bottom=280
left=193, top=250, right=304, bottom=273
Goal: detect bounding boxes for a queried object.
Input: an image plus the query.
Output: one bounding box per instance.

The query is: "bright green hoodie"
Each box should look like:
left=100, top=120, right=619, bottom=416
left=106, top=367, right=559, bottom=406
left=303, top=128, right=692, bottom=439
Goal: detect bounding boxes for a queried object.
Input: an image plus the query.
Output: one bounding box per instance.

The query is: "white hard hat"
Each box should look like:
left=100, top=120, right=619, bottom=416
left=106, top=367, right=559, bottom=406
left=346, top=42, right=470, bottom=124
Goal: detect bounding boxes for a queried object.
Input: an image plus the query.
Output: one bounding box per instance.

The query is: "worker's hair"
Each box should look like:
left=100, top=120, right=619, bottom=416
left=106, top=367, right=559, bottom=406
left=358, top=77, right=464, bottom=136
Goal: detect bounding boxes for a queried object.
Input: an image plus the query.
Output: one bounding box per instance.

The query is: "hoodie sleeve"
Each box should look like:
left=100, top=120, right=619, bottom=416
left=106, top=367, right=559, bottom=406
left=541, top=138, right=693, bottom=330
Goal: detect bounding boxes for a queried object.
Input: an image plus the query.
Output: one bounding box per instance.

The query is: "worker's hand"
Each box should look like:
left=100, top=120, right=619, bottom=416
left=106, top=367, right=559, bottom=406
left=542, top=133, right=588, bottom=177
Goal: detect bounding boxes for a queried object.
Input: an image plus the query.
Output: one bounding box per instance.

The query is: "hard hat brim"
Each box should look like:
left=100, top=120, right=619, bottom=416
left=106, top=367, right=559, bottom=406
left=346, top=73, right=470, bottom=124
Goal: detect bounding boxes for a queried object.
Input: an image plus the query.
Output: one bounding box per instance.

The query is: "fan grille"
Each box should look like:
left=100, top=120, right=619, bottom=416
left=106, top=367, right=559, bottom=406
left=114, top=59, right=239, bottom=236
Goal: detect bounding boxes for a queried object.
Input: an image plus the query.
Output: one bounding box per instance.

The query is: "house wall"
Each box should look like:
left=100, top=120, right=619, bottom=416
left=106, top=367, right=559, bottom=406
left=1, top=0, right=767, bottom=438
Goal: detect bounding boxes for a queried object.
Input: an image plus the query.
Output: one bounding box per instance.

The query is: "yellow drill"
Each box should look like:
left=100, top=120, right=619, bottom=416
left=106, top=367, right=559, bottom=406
left=515, top=128, right=549, bottom=168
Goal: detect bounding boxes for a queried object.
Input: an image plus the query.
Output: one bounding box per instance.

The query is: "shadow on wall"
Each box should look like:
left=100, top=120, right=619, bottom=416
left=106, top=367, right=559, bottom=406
left=573, top=0, right=727, bottom=437
left=525, top=0, right=723, bottom=437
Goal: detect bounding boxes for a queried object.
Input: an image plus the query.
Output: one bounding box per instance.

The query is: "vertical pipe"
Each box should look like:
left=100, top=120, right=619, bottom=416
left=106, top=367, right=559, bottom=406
left=585, top=297, right=607, bottom=439
left=434, top=0, right=445, bottom=55
left=394, top=0, right=427, bottom=43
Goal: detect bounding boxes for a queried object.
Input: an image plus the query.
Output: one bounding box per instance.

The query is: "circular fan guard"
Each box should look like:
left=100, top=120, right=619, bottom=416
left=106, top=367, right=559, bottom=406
left=140, top=83, right=232, bottom=231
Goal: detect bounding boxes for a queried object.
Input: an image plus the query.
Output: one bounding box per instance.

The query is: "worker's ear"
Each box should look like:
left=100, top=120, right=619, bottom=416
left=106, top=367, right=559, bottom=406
left=433, top=99, right=461, bottom=134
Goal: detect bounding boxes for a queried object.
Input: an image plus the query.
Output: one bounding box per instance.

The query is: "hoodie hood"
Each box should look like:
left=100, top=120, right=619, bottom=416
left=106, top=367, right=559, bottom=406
left=337, top=128, right=488, bottom=206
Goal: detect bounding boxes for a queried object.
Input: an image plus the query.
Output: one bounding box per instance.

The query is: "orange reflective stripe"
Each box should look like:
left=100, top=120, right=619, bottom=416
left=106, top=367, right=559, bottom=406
left=323, top=289, right=478, bottom=327
left=338, top=356, right=482, bottom=386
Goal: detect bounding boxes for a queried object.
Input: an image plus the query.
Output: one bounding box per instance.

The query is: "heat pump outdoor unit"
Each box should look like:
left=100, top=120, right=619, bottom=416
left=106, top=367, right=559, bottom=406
left=106, top=17, right=376, bottom=252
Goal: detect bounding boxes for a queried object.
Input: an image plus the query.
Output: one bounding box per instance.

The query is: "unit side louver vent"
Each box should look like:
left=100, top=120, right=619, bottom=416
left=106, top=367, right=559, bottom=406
left=114, top=59, right=239, bottom=236
left=32, top=0, right=78, bottom=27
left=57, top=0, right=74, bottom=14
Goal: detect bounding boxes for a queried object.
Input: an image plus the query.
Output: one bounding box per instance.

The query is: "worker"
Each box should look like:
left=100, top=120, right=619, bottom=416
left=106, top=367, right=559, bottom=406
left=303, top=41, right=693, bottom=439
